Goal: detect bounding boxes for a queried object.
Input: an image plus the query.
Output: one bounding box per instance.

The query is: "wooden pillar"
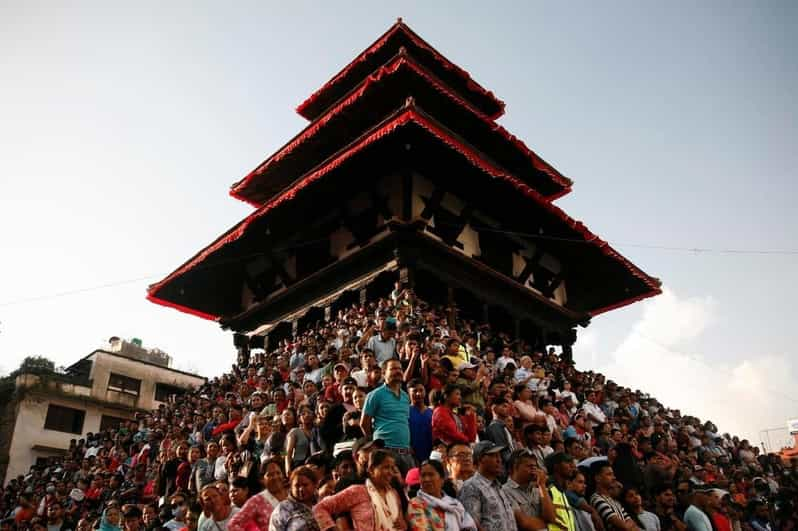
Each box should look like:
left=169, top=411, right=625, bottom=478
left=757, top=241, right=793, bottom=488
left=537, top=327, right=548, bottom=352
left=401, top=168, right=412, bottom=222
left=398, top=265, right=415, bottom=290
left=236, top=346, right=250, bottom=368
left=561, top=327, right=577, bottom=364
left=447, top=286, right=456, bottom=327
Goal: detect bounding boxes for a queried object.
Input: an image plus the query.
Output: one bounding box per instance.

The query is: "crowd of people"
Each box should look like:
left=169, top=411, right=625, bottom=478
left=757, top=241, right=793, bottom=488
left=2, top=282, right=797, bottom=531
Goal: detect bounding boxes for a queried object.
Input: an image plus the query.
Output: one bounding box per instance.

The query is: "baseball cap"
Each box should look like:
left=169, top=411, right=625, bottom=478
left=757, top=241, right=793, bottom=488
left=405, top=467, right=421, bottom=486
left=472, top=441, right=504, bottom=461
left=458, top=362, right=478, bottom=371
left=332, top=440, right=355, bottom=457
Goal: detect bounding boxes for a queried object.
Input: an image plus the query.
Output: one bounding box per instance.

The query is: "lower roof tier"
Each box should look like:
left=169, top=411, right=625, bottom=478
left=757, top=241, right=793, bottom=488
left=148, top=104, right=661, bottom=324
left=221, top=229, right=588, bottom=333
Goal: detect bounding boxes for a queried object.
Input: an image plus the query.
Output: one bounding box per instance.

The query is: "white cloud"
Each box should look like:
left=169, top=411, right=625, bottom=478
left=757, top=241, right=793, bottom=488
left=630, top=289, right=716, bottom=347
left=573, top=328, right=600, bottom=368
left=576, top=288, right=798, bottom=448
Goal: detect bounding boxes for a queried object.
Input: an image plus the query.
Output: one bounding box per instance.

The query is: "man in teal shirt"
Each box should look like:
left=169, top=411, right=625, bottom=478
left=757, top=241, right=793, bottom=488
left=361, top=359, right=413, bottom=474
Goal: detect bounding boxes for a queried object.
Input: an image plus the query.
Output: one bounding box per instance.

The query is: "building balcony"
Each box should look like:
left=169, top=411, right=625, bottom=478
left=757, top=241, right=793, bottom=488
left=14, top=373, right=139, bottom=411
left=15, top=373, right=92, bottom=397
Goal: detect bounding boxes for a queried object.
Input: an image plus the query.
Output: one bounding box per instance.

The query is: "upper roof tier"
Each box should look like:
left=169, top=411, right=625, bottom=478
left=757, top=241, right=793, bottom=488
left=295, top=19, right=505, bottom=121
left=231, top=51, right=572, bottom=206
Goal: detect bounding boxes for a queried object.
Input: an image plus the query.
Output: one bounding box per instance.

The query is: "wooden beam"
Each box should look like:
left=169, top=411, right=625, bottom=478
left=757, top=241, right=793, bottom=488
left=419, top=188, right=445, bottom=220
left=516, top=247, right=545, bottom=285
left=401, top=169, right=412, bottom=221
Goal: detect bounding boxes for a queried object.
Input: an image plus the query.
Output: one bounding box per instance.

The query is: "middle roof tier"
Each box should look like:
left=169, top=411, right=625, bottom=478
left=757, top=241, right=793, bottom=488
left=230, top=51, right=573, bottom=207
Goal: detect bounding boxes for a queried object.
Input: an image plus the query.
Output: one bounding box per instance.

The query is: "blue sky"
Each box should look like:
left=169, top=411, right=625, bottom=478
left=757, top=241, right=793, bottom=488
left=1, top=1, right=796, bottom=446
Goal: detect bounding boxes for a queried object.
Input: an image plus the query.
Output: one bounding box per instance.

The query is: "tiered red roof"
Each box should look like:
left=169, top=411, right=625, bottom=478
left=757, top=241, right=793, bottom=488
left=148, top=20, right=661, bottom=323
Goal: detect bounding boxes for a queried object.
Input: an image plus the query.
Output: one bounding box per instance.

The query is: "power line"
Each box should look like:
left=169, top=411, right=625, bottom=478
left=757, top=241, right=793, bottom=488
left=0, top=276, right=158, bottom=308
left=0, top=238, right=335, bottom=309
left=450, top=223, right=798, bottom=256
left=0, top=229, right=795, bottom=309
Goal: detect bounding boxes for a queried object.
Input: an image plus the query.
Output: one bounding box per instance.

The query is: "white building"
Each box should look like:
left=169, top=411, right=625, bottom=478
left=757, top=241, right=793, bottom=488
left=1, top=338, right=205, bottom=483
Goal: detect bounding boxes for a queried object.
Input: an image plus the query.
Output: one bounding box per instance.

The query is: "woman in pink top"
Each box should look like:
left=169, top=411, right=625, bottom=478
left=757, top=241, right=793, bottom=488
left=227, top=459, right=288, bottom=531
left=314, top=449, right=407, bottom=531
left=513, top=384, right=539, bottom=426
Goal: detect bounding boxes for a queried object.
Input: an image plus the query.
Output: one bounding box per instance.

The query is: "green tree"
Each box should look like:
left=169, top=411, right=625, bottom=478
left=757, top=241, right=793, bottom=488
left=0, top=356, right=58, bottom=403
left=13, top=356, right=56, bottom=376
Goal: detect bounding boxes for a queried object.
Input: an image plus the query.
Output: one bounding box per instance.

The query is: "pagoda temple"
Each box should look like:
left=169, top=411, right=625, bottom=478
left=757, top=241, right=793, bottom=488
left=146, top=20, right=661, bottom=360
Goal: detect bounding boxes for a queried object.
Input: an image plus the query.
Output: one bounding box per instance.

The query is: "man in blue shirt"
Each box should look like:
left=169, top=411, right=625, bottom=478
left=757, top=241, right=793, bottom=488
left=361, top=359, right=413, bottom=474
left=357, top=320, right=397, bottom=364
left=408, top=379, right=432, bottom=462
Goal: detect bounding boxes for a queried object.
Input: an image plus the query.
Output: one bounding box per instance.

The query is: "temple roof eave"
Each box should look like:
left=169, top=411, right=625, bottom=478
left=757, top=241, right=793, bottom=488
left=147, top=103, right=659, bottom=321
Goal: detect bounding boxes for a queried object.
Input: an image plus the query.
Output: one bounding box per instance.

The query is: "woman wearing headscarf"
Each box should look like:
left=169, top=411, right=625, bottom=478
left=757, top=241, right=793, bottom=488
left=99, top=506, right=122, bottom=531
left=408, top=460, right=476, bottom=531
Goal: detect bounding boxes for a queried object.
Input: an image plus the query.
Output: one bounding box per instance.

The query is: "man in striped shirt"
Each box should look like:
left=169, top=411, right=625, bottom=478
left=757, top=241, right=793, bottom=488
left=589, top=461, right=637, bottom=530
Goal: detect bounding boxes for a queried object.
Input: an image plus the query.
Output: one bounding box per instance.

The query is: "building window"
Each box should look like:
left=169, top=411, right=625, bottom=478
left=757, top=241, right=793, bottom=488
left=154, top=383, right=185, bottom=403
left=44, top=404, right=85, bottom=434
left=100, top=415, right=130, bottom=432
left=107, top=373, right=141, bottom=396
